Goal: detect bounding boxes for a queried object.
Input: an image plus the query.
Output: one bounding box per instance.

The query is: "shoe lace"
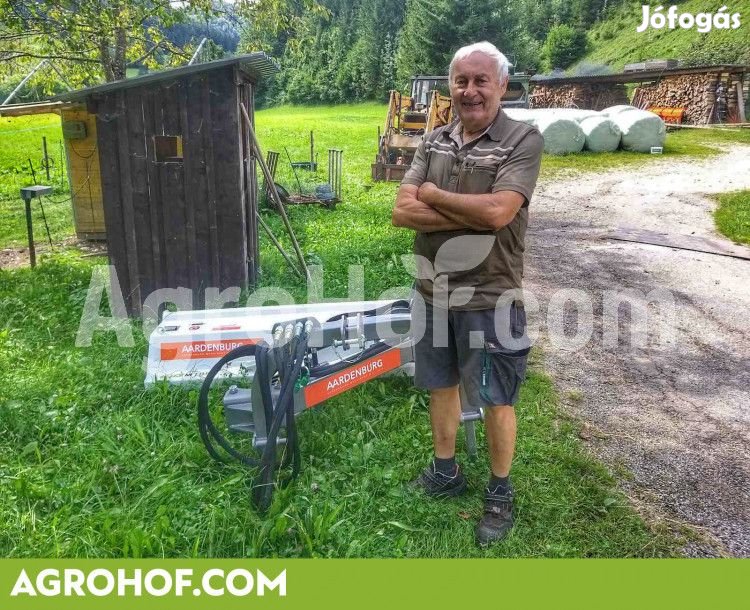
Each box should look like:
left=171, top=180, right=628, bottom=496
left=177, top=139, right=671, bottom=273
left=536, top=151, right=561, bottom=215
left=484, top=488, right=513, bottom=515
left=422, top=462, right=458, bottom=486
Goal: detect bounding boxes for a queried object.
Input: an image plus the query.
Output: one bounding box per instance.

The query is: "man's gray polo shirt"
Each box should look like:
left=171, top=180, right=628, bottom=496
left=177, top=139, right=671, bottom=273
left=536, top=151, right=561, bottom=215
left=401, top=110, right=544, bottom=310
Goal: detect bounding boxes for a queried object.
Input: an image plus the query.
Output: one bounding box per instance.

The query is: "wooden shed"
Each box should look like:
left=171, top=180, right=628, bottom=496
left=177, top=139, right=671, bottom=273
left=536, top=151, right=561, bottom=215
left=54, top=53, right=277, bottom=316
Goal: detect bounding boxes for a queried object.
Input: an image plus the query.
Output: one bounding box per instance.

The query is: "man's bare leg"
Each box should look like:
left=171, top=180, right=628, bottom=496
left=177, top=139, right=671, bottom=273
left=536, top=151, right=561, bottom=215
left=429, top=385, right=461, bottom=458
left=484, top=406, right=516, bottom=477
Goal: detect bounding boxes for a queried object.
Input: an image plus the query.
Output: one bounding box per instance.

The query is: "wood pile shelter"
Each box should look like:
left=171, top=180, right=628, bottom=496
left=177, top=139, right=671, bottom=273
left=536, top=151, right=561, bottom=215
left=52, top=53, right=278, bottom=316
left=529, top=64, right=748, bottom=125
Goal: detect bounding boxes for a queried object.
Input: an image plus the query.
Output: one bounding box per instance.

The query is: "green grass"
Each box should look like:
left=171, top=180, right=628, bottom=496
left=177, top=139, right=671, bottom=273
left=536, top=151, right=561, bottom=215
left=714, top=190, right=750, bottom=244
left=583, top=0, right=750, bottom=70
left=4, top=102, right=740, bottom=558
left=0, top=114, right=73, bottom=249
left=0, top=256, right=683, bottom=557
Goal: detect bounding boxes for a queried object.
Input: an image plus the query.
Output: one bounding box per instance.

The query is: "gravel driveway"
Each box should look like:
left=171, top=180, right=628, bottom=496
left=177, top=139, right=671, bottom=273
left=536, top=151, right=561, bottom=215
left=525, top=145, right=750, bottom=557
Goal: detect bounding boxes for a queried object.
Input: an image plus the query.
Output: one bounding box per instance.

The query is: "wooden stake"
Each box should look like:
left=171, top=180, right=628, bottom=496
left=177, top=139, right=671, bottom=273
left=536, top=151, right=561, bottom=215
left=239, top=102, right=311, bottom=282
left=737, top=81, right=746, bottom=123
left=257, top=212, right=301, bottom=278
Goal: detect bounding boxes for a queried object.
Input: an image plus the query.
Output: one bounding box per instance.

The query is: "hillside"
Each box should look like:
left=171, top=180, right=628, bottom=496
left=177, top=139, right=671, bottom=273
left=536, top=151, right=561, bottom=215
left=582, top=0, right=750, bottom=71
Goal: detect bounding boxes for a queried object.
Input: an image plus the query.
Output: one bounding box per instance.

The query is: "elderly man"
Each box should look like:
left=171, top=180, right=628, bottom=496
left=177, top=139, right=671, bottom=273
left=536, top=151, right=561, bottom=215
left=392, top=41, right=544, bottom=546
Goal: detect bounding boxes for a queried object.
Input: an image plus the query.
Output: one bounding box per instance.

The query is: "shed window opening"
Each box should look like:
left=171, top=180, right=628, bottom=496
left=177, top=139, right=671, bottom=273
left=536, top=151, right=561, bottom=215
left=154, top=135, right=183, bottom=162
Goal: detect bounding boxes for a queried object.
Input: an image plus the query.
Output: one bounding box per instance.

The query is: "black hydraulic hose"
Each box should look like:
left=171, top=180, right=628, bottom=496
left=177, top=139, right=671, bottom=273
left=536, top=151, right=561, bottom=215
left=255, top=344, right=274, bottom=434
left=198, top=336, right=305, bottom=513
left=197, top=343, right=270, bottom=467
left=276, top=336, right=296, bottom=472
left=252, top=334, right=308, bottom=511
left=198, top=320, right=399, bottom=512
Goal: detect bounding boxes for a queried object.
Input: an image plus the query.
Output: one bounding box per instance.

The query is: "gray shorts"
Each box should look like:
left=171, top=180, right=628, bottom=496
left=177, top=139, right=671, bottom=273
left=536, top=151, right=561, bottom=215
left=413, top=302, right=529, bottom=407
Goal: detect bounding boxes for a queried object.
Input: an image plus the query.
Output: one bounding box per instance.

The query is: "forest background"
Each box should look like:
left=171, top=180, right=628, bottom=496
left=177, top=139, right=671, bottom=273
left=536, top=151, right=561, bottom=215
left=1, top=0, right=749, bottom=107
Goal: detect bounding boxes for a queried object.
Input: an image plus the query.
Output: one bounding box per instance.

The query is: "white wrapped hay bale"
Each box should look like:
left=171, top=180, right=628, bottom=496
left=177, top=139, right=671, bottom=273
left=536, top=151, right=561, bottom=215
left=601, top=104, right=638, bottom=117
left=547, top=108, right=600, bottom=123
left=580, top=116, right=622, bottom=152
left=534, top=115, right=585, bottom=155
left=504, top=108, right=538, bottom=127
left=613, top=109, right=666, bottom=152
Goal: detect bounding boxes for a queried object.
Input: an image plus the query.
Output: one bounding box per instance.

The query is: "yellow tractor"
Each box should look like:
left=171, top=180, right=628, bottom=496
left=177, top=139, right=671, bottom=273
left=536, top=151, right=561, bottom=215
left=372, top=76, right=452, bottom=182
left=372, top=74, right=530, bottom=181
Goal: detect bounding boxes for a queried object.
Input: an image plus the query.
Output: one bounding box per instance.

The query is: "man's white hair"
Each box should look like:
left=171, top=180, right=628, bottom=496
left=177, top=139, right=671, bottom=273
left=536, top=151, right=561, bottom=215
left=448, top=41, right=510, bottom=84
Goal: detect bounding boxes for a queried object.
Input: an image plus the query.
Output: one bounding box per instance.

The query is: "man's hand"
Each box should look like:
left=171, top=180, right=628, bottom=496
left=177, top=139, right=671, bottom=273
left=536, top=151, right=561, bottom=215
left=417, top=181, right=440, bottom=204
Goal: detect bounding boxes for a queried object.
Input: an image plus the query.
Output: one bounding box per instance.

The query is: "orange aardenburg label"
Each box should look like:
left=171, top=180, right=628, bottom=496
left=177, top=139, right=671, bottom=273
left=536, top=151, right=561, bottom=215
left=160, top=338, right=259, bottom=361
left=304, top=348, right=402, bottom=407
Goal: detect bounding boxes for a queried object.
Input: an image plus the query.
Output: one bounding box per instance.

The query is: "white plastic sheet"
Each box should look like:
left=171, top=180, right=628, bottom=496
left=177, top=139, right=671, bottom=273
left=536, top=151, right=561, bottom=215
left=503, top=105, right=663, bottom=154
left=548, top=108, right=600, bottom=123
left=504, top=108, right=538, bottom=127
left=613, top=109, right=666, bottom=152
left=580, top=116, right=622, bottom=152
left=534, top=116, right=585, bottom=155
left=600, top=104, right=639, bottom=117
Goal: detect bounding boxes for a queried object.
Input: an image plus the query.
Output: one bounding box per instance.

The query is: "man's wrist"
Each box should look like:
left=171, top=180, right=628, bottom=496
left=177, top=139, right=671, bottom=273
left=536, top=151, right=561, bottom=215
left=426, top=187, right=448, bottom=208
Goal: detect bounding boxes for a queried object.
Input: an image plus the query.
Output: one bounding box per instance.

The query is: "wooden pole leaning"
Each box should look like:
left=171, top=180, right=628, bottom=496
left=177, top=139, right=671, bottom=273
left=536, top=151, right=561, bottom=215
left=239, top=103, right=311, bottom=282
left=256, top=212, right=302, bottom=279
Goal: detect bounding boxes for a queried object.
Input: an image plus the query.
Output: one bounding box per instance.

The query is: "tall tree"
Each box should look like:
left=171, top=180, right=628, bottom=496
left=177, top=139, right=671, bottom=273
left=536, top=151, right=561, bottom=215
left=396, top=0, right=531, bottom=86
left=338, top=0, right=406, bottom=100
left=0, top=0, right=215, bottom=85
left=395, top=0, right=452, bottom=85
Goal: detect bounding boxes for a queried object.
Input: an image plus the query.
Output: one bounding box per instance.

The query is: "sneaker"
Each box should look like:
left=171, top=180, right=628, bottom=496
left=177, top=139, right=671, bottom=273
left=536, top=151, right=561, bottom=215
left=411, top=461, right=467, bottom=498
left=476, top=485, right=514, bottom=546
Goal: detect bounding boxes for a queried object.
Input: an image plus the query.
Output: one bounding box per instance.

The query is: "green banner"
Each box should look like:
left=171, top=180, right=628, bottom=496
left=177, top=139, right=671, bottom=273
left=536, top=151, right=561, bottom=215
left=2, top=559, right=748, bottom=609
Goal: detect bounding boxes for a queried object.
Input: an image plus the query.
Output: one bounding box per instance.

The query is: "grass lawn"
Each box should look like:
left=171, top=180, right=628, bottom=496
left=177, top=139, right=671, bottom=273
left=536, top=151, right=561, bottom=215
left=583, top=0, right=750, bottom=71
left=0, top=114, right=73, bottom=249
left=714, top=190, right=750, bottom=245
left=540, top=125, right=750, bottom=178
left=4, top=102, right=743, bottom=558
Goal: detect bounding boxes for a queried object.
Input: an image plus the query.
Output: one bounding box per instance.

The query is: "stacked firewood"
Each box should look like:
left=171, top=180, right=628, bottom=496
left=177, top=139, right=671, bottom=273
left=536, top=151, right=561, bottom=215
left=631, top=74, right=721, bottom=125
left=529, top=83, right=628, bottom=110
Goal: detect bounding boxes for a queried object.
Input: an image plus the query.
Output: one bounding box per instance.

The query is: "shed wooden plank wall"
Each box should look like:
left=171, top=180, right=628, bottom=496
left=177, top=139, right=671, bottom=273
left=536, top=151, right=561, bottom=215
left=62, top=107, right=105, bottom=239
left=92, top=65, right=258, bottom=316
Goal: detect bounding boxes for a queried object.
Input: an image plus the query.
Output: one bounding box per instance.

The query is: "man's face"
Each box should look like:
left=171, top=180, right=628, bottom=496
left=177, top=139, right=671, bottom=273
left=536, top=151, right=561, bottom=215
left=450, top=52, right=507, bottom=133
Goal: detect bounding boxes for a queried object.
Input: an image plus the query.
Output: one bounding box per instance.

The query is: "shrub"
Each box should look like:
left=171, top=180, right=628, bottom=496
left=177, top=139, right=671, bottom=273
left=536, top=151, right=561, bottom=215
left=543, top=24, right=588, bottom=71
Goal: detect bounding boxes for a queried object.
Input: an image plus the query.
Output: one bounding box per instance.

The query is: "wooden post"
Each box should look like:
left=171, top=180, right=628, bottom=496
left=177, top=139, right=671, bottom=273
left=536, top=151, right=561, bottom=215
left=310, top=130, right=314, bottom=168
left=737, top=80, right=746, bottom=123
left=42, top=137, right=50, bottom=181
left=257, top=213, right=298, bottom=274
left=24, top=199, right=36, bottom=268
left=239, top=102, right=310, bottom=281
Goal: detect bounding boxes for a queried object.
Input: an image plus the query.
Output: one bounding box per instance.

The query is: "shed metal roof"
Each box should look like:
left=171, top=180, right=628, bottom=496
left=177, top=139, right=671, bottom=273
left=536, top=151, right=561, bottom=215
left=53, top=52, right=278, bottom=102
left=0, top=100, right=73, bottom=117
left=530, top=64, right=748, bottom=86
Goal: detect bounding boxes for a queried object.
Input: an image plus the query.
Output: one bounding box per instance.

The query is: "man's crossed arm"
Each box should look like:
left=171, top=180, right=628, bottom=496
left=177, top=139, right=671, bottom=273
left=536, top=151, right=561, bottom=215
left=392, top=182, right=525, bottom=233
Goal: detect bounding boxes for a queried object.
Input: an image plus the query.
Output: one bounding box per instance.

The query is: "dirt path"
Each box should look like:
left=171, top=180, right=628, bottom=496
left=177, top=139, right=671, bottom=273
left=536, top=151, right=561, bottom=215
left=526, top=145, right=750, bottom=557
